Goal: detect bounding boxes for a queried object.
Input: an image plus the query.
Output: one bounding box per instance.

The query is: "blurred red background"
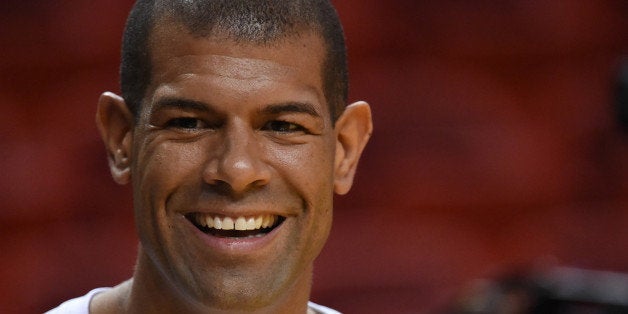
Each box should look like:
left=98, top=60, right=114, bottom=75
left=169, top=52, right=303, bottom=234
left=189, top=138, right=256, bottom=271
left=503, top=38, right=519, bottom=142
left=1, top=1, right=627, bottom=313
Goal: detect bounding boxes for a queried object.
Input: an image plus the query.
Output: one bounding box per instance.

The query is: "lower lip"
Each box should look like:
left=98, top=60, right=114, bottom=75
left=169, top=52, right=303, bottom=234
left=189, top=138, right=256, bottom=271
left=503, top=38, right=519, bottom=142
left=183, top=216, right=284, bottom=255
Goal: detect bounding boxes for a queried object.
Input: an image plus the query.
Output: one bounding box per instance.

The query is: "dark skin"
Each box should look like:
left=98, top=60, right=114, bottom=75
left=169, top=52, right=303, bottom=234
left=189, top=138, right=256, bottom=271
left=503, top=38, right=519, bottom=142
left=94, top=20, right=372, bottom=314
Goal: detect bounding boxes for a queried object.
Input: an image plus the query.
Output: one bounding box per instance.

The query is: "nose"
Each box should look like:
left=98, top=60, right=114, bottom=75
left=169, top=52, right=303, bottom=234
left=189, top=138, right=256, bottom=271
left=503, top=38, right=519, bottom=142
left=203, top=122, right=270, bottom=194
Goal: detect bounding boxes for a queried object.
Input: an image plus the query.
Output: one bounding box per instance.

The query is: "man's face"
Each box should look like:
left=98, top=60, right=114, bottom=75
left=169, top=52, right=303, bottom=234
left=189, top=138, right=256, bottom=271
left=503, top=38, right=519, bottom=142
left=130, top=23, right=336, bottom=308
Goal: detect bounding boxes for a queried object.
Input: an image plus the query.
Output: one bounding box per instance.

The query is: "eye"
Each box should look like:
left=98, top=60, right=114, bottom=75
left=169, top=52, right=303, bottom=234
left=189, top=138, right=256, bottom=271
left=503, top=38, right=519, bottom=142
left=165, top=117, right=205, bottom=130
left=263, top=120, right=306, bottom=133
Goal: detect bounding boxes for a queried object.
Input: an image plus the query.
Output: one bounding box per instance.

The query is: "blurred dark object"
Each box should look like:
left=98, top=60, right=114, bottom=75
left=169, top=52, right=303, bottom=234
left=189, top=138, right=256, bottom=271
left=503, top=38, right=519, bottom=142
left=447, top=267, right=628, bottom=314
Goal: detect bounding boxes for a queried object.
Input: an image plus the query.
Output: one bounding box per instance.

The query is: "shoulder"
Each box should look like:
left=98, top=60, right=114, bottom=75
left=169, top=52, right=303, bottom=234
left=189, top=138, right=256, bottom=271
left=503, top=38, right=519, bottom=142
left=308, top=301, right=342, bottom=314
left=45, top=288, right=111, bottom=314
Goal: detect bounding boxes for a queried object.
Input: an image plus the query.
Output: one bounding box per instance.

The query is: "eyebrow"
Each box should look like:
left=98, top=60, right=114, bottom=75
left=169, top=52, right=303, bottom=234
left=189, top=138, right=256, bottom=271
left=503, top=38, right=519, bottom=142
left=152, top=97, right=321, bottom=118
left=152, top=97, right=212, bottom=113
left=260, top=102, right=321, bottom=118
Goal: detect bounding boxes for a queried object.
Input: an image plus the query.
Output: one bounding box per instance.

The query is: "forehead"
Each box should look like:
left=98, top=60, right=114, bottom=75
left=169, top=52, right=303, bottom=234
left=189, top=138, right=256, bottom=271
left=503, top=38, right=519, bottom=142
left=145, top=19, right=328, bottom=108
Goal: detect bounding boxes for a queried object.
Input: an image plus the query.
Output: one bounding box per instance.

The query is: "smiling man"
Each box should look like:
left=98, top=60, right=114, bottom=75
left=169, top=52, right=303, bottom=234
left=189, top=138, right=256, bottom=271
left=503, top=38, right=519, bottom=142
left=47, top=0, right=371, bottom=313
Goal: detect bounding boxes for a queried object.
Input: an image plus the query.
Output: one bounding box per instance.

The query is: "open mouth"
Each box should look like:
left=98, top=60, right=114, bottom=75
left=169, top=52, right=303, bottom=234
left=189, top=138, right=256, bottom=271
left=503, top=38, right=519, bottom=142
left=185, top=213, right=285, bottom=238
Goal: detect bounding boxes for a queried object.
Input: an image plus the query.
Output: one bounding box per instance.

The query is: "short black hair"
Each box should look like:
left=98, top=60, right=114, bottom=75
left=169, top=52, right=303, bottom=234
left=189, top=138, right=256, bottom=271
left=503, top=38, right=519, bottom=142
left=120, top=0, right=348, bottom=122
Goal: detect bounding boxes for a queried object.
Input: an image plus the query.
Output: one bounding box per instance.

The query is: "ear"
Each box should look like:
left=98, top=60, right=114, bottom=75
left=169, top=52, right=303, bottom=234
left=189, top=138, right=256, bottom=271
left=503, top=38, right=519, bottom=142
left=96, top=92, right=134, bottom=185
left=333, top=101, right=373, bottom=195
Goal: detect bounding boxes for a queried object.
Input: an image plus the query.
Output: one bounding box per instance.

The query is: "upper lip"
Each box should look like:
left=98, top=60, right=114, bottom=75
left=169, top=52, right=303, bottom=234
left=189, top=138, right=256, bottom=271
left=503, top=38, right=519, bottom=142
left=180, top=205, right=295, bottom=218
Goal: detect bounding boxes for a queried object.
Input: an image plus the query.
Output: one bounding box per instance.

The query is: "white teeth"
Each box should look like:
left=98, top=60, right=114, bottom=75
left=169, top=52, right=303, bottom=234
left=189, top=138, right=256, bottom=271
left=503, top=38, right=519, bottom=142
left=195, top=213, right=278, bottom=231
left=235, top=217, right=247, bottom=231
left=198, top=216, right=207, bottom=227
left=262, top=215, right=275, bottom=228
left=245, top=217, right=256, bottom=230
left=222, top=217, right=235, bottom=230
left=213, top=216, right=222, bottom=229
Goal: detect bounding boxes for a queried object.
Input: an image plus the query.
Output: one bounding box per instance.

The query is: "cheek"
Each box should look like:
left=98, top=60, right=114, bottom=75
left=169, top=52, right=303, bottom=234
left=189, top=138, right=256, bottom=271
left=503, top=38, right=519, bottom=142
left=132, top=139, right=209, bottom=253
left=269, top=139, right=335, bottom=230
left=270, top=141, right=335, bottom=192
left=268, top=143, right=335, bottom=262
left=134, top=139, right=207, bottom=206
